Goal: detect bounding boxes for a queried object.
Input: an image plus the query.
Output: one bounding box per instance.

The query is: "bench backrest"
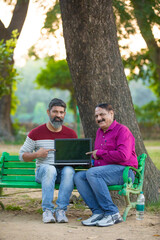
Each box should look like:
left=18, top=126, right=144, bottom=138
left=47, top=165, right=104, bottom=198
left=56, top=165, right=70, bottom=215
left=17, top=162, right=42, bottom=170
left=0, top=152, right=36, bottom=183
left=0, top=152, right=89, bottom=184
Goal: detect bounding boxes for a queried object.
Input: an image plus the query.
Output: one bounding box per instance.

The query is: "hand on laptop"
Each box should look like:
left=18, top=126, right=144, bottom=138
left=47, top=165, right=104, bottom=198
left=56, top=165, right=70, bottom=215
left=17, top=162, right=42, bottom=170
left=36, top=148, right=56, bottom=158
left=86, top=150, right=98, bottom=159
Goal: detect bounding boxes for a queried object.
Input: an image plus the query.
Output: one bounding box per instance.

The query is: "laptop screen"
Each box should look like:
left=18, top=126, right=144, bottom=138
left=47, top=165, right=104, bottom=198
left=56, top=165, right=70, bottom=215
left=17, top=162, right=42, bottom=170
left=55, top=138, right=92, bottom=165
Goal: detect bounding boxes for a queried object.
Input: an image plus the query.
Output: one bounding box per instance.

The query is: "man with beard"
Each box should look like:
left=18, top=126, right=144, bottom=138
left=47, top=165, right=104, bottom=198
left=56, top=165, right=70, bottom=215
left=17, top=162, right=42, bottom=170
left=74, top=103, right=138, bottom=227
left=19, top=98, right=77, bottom=223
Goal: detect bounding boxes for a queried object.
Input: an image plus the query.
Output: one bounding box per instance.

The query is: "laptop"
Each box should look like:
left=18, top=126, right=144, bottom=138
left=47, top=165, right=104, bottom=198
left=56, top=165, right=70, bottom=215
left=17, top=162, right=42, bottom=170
left=54, top=138, right=92, bottom=165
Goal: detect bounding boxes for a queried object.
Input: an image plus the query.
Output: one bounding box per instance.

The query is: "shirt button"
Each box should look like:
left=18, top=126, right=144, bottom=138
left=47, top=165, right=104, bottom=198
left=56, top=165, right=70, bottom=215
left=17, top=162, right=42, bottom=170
left=98, top=162, right=100, bottom=164
left=101, top=144, right=103, bottom=146
left=103, top=136, right=105, bottom=138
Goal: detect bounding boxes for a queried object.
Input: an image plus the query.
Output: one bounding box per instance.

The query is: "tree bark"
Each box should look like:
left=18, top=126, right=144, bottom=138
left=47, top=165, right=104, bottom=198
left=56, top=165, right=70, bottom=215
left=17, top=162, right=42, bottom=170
left=0, top=95, right=14, bottom=140
left=0, top=0, right=29, bottom=140
left=59, top=0, right=160, bottom=202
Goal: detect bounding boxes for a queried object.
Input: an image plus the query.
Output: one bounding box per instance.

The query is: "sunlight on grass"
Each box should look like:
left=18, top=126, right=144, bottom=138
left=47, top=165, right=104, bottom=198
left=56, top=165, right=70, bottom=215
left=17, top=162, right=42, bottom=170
left=146, top=150, right=160, bottom=170
left=144, top=140, right=160, bottom=147
left=144, top=140, right=160, bottom=170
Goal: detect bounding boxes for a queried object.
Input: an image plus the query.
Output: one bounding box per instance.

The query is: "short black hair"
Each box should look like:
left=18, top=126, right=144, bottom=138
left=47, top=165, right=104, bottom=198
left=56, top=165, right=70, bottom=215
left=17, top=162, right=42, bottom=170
left=48, top=98, right=66, bottom=111
left=96, top=103, right=113, bottom=111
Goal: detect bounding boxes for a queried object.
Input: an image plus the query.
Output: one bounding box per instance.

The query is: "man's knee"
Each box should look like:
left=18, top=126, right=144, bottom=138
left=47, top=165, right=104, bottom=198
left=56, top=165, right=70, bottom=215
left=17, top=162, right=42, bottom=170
left=63, top=166, right=75, bottom=177
left=41, top=164, right=57, bottom=179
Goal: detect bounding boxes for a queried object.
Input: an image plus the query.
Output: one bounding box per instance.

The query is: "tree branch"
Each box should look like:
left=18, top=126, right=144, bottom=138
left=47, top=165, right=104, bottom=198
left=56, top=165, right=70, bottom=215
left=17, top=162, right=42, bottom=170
left=0, top=20, right=7, bottom=40
left=131, top=0, right=159, bottom=61
left=7, top=0, right=30, bottom=38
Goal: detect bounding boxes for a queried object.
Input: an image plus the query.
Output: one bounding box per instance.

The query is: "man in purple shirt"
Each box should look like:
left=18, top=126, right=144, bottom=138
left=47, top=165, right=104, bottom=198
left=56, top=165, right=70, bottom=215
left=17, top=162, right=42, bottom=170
left=74, top=103, right=138, bottom=227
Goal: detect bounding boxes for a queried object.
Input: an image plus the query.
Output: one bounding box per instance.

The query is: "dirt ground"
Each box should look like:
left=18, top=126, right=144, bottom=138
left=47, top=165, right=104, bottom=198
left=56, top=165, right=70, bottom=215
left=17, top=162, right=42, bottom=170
left=0, top=188, right=160, bottom=240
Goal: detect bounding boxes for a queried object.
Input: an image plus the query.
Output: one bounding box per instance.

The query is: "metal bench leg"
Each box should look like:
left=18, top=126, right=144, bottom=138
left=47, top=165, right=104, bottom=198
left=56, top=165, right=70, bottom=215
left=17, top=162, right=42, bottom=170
left=123, top=194, right=131, bottom=221
left=123, top=194, right=137, bottom=221
left=123, top=204, right=132, bottom=221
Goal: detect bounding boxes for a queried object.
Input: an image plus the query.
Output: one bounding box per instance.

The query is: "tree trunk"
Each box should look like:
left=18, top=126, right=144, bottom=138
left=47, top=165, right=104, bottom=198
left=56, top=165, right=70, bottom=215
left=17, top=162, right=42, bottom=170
left=0, top=0, right=29, bottom=140
left=0, top=95, right=14, bottom=141
left=60, top=0, right=160, bottom=202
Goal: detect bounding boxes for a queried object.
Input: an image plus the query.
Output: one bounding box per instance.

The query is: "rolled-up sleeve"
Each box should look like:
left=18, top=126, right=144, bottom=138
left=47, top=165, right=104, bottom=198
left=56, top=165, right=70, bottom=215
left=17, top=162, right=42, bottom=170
left=19, top=136, right=35, bottom=161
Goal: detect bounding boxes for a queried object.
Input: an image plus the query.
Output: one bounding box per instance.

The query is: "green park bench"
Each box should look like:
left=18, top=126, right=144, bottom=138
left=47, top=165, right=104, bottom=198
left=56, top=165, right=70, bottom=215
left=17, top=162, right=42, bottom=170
left=0, top=151, right=147, bottom=221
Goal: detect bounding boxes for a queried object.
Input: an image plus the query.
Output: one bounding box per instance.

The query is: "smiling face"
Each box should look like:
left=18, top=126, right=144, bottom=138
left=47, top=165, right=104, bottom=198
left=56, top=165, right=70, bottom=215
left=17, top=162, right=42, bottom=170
left=95, top=107, right=114, bottom=132
left=47, top=106, right=66, bottom=129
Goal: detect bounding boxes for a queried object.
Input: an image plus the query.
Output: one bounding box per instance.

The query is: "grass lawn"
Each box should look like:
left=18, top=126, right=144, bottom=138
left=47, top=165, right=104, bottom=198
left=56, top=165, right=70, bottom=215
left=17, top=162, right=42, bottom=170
left=145, top=149, right=160, bottom=170
left=144, top=140, right=160, bottom=170
left=144, top=140, right=160, bottom=147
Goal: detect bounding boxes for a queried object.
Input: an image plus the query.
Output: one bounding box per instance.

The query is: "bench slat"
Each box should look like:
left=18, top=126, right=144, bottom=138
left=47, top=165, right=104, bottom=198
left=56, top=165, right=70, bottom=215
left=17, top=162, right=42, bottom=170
left=0, top=181, right=41, bottom=188
left=0, top=182, right=64, bottom=189
left=4, top=156, right=20, bottom=161
left=3, top=169, right=35, bottom=175
left=2, top=176, right=36, bottom=182
left=108, top=185, right=123, bottom=191
left=4, top=162, right=36, bottom=168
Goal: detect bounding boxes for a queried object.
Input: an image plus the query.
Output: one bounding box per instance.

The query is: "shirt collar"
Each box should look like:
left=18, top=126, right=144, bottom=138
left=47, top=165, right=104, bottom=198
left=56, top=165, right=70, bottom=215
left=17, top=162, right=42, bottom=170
left=99, top=120, right=117, bottom=133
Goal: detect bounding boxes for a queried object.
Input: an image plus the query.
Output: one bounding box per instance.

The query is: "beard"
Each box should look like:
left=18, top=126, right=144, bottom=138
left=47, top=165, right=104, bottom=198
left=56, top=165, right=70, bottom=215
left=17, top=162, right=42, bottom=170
left=49, top=116, right=63, bottom=129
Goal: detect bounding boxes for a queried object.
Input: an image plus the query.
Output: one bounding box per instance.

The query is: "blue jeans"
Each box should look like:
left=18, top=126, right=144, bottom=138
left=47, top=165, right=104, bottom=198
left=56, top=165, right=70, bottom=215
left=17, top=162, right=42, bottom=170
left=35, top=164, right=75, bottom=212
left=74, top=165, right=135, bottom=215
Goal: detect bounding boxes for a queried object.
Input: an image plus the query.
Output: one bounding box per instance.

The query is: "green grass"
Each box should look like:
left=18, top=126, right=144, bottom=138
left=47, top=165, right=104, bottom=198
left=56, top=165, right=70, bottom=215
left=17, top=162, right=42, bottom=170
left=146, top=149, right=160, bottom=170
left=5, top=204, right=22, bottom=211
left=144, top=140, right=160, bottom=170
left=144, top=140, right=160, bottom=147
left=146, top=199, right=160, bottom=214
left=36, top=208, right=43, bottom=214
left=70, top=203, right=87, bottom=211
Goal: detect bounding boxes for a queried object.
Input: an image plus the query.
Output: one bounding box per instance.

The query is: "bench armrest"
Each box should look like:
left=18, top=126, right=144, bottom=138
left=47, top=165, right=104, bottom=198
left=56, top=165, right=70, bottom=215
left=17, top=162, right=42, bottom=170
left=0, top=156, right=4, bottom=178
left=123, top=166, right=141, bottom=184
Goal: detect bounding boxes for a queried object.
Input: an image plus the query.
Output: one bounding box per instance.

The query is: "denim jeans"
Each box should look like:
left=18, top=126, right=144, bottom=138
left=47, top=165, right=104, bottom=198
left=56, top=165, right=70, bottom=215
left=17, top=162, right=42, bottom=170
left=35, top=164, right=75, bottom=212
left=74, top=164, right=135, bottom=216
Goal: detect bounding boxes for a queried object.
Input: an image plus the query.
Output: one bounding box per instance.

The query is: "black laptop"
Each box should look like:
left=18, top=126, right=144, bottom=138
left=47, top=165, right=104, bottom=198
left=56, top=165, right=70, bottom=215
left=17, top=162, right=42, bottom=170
left=54, top=138, right=92, bottom=165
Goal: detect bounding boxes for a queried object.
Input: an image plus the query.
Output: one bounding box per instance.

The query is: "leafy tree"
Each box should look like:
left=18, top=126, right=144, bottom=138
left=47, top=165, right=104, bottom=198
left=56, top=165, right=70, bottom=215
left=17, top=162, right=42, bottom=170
left=14, top=59, right=73, bottom=124
left=39, top=0, right=160, bottom=127
left=0, top=0, right=30, bottom=140
left=43, top=0, right=160, bottom=91
left=0, top=30, right=18, bottom=98
left=59, top=0, right=160, bottom=203
left=32, top=102, right=48, bottom=124
left=135, top=100, right=160, bottom=125
left=35, top=58, right=77, bottom=117
left=114, top=0, right=160, bottom=118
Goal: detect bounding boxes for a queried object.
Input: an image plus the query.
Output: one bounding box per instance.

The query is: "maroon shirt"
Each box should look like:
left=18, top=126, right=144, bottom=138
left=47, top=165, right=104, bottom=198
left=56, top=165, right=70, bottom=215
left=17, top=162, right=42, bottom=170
left=28, top=124, right=78, bottom=140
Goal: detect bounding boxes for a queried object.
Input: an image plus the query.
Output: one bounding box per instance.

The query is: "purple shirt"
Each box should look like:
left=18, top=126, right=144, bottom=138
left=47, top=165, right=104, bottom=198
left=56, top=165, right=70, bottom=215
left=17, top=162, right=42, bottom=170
left=94, top=120, right=138, bottom=168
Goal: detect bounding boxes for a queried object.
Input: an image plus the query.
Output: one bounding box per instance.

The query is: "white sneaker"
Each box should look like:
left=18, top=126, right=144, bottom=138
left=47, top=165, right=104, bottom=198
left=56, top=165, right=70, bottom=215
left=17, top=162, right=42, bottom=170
left=55, top=210, right=68, bottom=223
left=112, top=212, right=123, bottom=224
left=43, top=209, right=55, bottom=223
left=96, top=212, right=123, bottom=227
left=82, top=214, right=104, bottom=226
